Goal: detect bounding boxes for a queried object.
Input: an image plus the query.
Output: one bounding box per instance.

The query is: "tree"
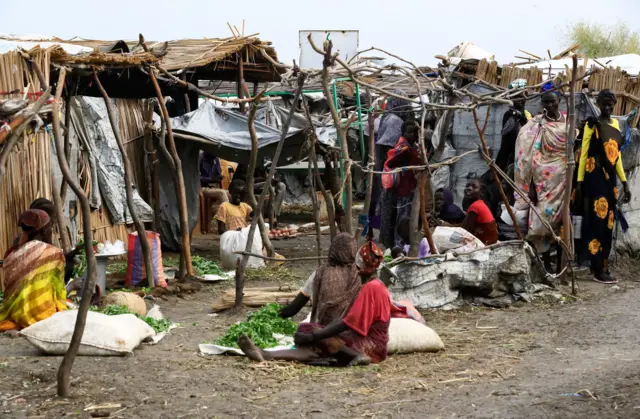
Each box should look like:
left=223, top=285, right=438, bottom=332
left=566, top=21, right=640, bottom=58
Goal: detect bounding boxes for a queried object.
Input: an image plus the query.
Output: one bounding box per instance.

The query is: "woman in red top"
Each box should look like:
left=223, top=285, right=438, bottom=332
left=462, top=178, right=498, bottom=245
left=238, top=240, right=393, bottom=366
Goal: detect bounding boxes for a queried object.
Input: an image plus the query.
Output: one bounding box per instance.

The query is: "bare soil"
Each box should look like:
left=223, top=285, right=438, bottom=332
left=2, top=230, right=640, bottom=419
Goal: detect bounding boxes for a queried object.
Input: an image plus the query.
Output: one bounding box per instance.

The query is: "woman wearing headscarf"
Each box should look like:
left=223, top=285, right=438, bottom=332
left=240, top=240, right=395, bottom=366
left=514, top=89, right=568, bottom=271
left=576, top=90, right=631, bottom=283
left=370, top=93, right=413, bottom=232
left=0, top=209, right=67, bottom=331
left=279, top=233, right=361, bottom=323
left=434, top=188, right=465, bottom=225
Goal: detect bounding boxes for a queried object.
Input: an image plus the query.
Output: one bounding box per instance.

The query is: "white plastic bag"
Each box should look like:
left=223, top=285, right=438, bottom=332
left=387, top=318, right=444, bottom=354
left=432, top=226, right=484, bottom=253
left=219, top=226, right=265, bottom=270
left=20, top=310, right=156, bottom=356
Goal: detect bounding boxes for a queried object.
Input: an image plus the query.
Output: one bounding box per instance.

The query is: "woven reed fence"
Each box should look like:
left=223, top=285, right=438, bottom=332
left=0, top=49, right=53, bottom=260
left=0, top=52, right=148, bottom=275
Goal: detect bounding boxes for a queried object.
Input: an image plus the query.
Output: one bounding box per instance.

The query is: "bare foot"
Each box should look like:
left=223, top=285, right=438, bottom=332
left=347, top=354, right=371, bottom=367
left=238, top=334, right=268, bottom=362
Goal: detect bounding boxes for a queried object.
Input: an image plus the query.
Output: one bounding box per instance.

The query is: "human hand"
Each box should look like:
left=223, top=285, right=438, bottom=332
left=623, top=183, right=631, bottom=204
left=575, top=183, right=583, bottom=206
left=585, top=116, right=598, bottom=129
left=294, top=332, right=315, bottom=346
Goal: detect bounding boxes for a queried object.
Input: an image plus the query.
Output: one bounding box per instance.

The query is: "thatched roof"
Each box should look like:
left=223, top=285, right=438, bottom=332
left=0, top=35, right=280, bottom=82
left=52, top=36, right=280, bottom=81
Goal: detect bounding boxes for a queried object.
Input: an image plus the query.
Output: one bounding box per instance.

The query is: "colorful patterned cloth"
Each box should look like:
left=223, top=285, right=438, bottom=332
left=514, top=114, right=568, bottom=252
left=0, top=240, right=67, bottom=331
left=579, top=121, right=624, bottom=273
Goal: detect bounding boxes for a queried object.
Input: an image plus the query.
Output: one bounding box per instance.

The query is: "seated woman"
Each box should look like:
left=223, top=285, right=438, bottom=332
left=280, top=233, right=361, bottom=323
left=0, top=210, right=67, bottom=331
left=240, top=240, right=393, bottom=366
left=462, top=178, right=498, bottom=245
left=434, top=188, right=465, bottom=225
left=214, top=179, right=253, bottom=235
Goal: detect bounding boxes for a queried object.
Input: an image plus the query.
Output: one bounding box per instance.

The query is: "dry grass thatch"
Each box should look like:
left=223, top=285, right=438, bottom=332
left=50, top=36, right=279, bottom=75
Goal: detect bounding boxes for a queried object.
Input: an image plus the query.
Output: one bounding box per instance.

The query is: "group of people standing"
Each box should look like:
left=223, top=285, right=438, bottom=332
left=511, top=88, right=630, bottom=283
left=366, top=86, right=631, bottom=284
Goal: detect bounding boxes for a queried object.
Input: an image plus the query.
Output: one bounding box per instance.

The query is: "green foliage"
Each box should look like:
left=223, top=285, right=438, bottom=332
left=91, top=304, right=173, bottom=333
left=566, top=21, right=640, bottom=57
left=213, top=303, right=297, bottom=349
left=0, top=291, right=3, bottom=304
left=191, top=256, right=226, bottom=276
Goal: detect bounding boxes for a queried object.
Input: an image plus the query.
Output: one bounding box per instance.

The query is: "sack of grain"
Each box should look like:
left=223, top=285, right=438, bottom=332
left=20, top=310, right=155, bottom=356
left=103, top=292, right=147, bottom=316
left=387, top=317, right=444, bottom=354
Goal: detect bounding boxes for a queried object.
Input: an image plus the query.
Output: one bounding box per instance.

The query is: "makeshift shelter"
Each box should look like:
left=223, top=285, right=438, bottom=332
left=0, top=34, right=283, bottom=254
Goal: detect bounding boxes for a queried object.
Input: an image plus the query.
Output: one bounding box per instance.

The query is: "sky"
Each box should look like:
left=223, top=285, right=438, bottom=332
left=2, top=0, right=638, bottom=66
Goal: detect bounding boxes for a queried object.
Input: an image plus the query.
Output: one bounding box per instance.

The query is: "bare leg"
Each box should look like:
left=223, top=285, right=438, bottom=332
left=238, top=334, right=320, bottom=362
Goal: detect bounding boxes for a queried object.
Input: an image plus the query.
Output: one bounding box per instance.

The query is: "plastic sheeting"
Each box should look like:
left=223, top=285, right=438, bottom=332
left=167, top=101, right=336, bottom=165
left=382, top=241, right=546, bottom=309
left=69, top=97, right=153, bottom=224
left=156, top=141, right=200, bottom=251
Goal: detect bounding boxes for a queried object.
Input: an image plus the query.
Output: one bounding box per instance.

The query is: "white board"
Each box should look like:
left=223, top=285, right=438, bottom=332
left=299, top=30, right=359, bottom=70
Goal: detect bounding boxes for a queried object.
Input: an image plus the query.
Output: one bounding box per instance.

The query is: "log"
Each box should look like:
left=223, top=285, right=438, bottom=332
left=93, top=71, right=155, bottom=289
left=148, top=68, right=194, bottom=278
left=54, top=68, right=98, bottom=398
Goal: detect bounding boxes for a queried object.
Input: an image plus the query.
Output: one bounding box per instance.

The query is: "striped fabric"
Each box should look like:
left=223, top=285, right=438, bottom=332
left=125, top=231, right=167, bottom=288
left=0, top=241, right=67, bottom=331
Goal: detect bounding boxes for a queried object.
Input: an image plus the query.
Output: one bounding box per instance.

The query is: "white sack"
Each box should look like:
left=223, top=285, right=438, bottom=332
left=387, top=317, right=444, bottom=354
left=20, top=310, right=156, bottom=356
left=219, top=226, right=265, bottom=270
left=432, top=226, right=484, bottom=253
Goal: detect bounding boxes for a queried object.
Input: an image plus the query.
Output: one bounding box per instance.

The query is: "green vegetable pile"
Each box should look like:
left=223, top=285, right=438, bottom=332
left=213, top=303, right=297, bottom=349
left=91, top=304, right=173, bottom=333
left=0, top=291, right=3, bottom=304
left=191, top=256, right=226, bottom=276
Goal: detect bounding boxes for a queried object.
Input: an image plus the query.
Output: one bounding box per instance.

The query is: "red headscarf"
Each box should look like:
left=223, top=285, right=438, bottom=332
left=4, top=209, right=51, bottom=258
left=357, top=240, right=384, bottom=276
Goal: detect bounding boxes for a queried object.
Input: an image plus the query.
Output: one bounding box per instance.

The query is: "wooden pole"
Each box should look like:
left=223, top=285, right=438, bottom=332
left=93, top=72, right=156, bottom=288
left=408, top=175, right=423, bottom=257
left=308, top=147, right=322, bottom=266
left=358, top=88, right=376, bottom=242
left=234, top=72, right=306, bottom=310
left=238, top=54, right=246, bottom=113
left=301, top=97, right=338, bottom=240
left=309, top=36, right=353, bottom=234
left=60, top=77, right=76, bottom=202
left=564, top=56, right=578, bottom=295
left=148, top=68, right=194, bottom=278
left=54, top=68, right=98, bottom=398
left=143, top=100, right=158, bottom=232
left=246, top=95, right=275, bottom=257
left=181, top=73, right=191, bottom=114
left=472, top=107, right=523, bottom=239
left=51, top=78, right=71, bottom=253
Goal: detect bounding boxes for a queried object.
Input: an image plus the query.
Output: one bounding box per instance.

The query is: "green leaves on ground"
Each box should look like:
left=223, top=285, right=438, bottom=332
left=213, top=303, right=297, bottom=349
left=191, top=256, right=226, bottom=276
left=91, top=304, right=173, bottom=333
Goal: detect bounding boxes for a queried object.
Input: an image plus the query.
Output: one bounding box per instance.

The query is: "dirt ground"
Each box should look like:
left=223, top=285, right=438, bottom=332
left=2, top=229, right=640, bottom=419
